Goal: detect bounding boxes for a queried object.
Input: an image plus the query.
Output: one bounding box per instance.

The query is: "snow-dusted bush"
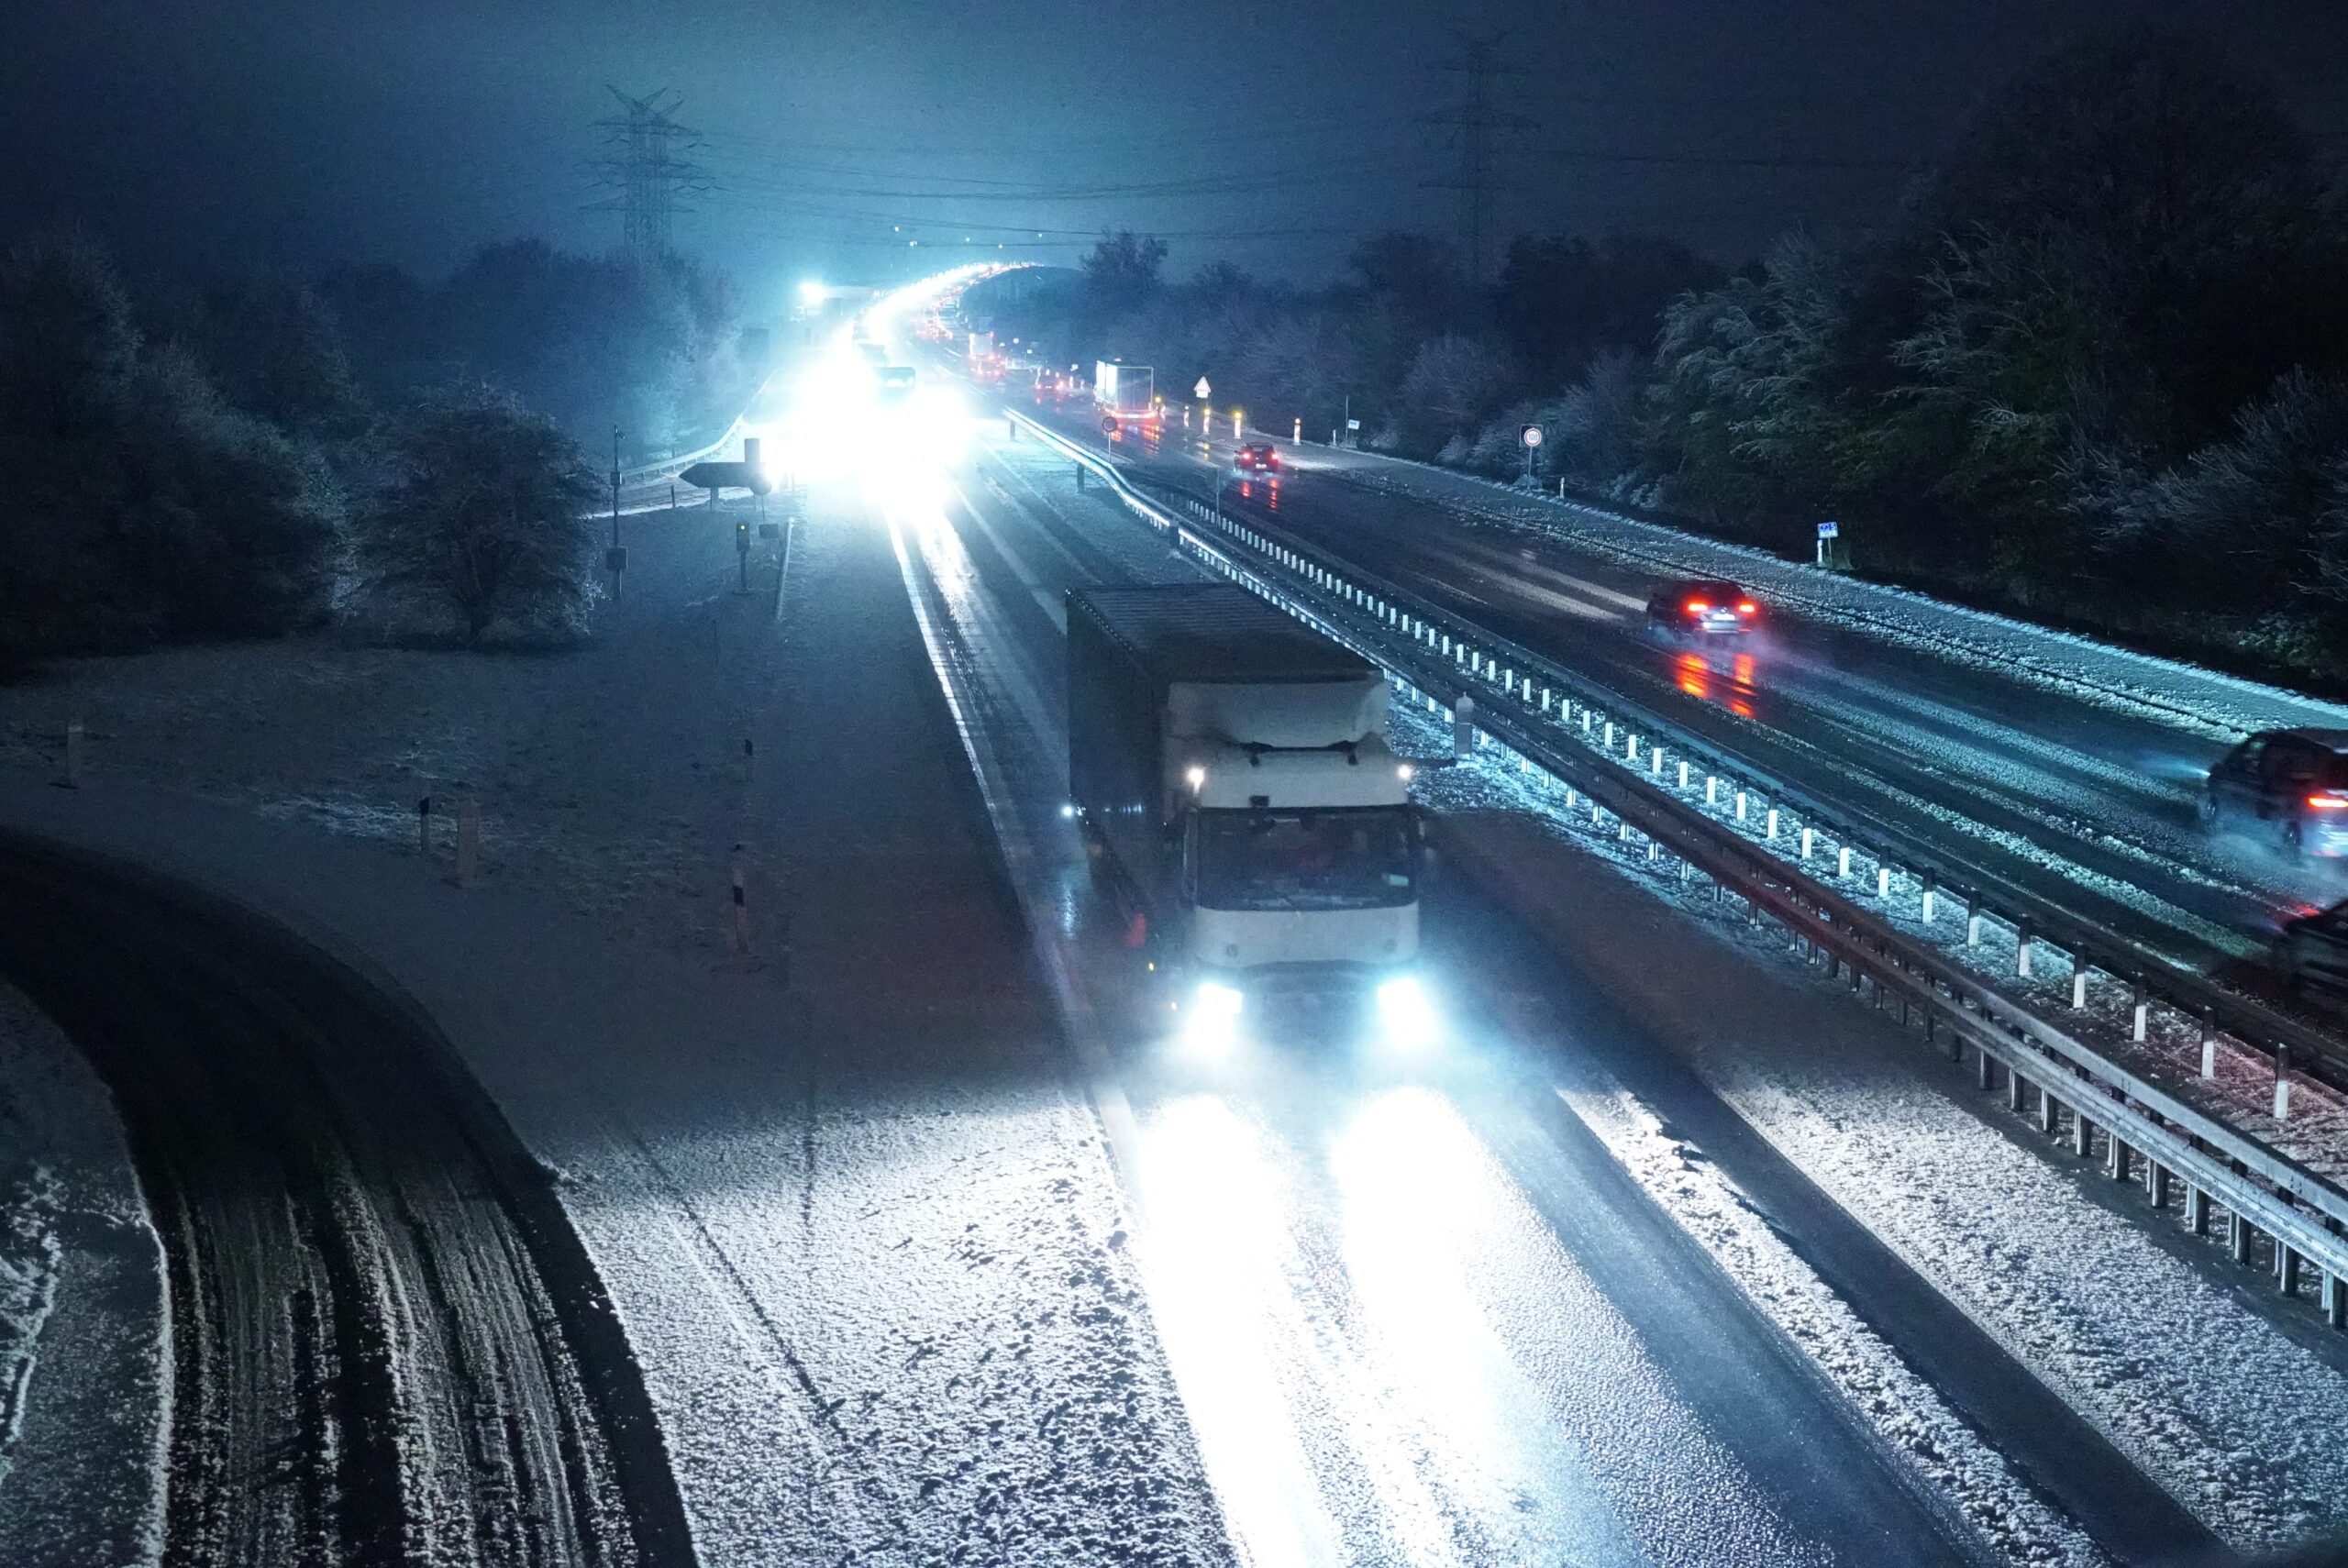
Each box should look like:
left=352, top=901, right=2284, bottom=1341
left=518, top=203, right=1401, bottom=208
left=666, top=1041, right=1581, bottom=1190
left=357, top=380, right=601, bottom=645
left=0, top=232, right=341, bottom=657
left=1393, top=333, right=1513, bottom=458
left=2099, top=370, right=2348, bottom=616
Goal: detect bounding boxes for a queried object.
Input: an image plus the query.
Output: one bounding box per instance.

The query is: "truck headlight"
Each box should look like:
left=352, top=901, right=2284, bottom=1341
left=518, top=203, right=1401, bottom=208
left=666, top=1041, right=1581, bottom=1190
left=1375, top=975, right=1441, bottom=1048
left=1181, top=979, right=1245, bottom=1056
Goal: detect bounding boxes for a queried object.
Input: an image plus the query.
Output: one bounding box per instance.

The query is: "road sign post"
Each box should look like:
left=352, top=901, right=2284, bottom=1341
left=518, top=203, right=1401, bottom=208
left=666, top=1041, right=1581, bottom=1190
left=1519, top=423, right=1544, bottom=484
left=1816, top=519, right=1850, bottom=572
left=609, top=425, right=624, bottom=596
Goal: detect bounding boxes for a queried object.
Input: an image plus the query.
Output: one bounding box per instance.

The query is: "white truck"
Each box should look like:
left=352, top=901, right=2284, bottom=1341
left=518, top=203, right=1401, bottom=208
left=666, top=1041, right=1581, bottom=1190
left=1067, top=583, right=1425, bottom=1035
left=1092, top=362, right=1157, bottom=427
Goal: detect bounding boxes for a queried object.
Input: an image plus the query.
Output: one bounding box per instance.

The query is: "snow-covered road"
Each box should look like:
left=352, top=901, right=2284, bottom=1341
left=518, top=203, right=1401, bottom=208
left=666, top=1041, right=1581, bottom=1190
left=917, top=413, right=2348, bottom=1560
left=900, top=428, right=2128, bottom=1564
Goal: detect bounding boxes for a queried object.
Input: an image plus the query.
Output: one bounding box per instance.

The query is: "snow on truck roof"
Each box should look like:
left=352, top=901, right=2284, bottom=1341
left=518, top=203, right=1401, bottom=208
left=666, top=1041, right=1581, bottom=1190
left=1069, top=584, right=1374, bottom=685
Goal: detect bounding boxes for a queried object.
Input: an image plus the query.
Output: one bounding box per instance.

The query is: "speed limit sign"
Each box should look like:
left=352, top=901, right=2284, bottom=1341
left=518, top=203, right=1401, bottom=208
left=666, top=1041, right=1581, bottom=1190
left=1521, top=424, right=1545, bottom=447
left=1101, top=414, right=1120, bottom=437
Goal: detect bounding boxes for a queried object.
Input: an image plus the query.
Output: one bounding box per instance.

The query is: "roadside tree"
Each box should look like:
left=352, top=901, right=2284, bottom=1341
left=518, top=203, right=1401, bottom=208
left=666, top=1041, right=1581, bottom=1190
left=359, top=381, right=599, bottom=644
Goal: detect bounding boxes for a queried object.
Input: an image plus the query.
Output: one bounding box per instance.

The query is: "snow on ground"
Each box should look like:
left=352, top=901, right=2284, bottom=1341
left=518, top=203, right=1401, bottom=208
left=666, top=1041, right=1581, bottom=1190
left=1496, top=668, right=2348, bottom=1180
left=0, top=979, right=167, bottom=1566
left=1556, top=1073, right=2105, bottom=1568
left=1432, top=658, right=2348, bottom=1185
left=1393, top=699, right=2348, bottom=1551
left=0, top=483, right=1226, bottom=1565
left=1298, top=442, right=2348, bottom=739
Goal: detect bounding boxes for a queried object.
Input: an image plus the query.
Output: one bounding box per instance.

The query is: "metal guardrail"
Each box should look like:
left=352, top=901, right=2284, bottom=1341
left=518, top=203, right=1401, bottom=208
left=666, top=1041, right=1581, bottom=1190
left=615, top=364, right=793, bottom=490
left=1005, top=406, right=2348, bottom=1324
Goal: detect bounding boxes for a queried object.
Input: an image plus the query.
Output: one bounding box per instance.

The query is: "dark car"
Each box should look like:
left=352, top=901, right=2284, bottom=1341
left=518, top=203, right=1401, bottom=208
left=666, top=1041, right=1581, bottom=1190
left=2275, top=900, right=2348, bottom=992
left=1235, top=441, right=1281, bottom=474
left=1646, top=579, right=1758, bottom=638
left=2200, top=728, right=2348, bottom=856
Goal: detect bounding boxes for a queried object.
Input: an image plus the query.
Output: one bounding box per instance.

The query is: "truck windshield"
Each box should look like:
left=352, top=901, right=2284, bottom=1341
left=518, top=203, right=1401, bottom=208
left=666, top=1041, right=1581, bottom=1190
left=1194, top=807, right=1417, bottom=912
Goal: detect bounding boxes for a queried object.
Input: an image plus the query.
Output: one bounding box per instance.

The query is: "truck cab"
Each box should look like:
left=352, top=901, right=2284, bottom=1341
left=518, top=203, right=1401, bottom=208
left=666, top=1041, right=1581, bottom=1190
left=1174, top=703, right=1417, bottom=977
left=1067, top=584, right=1423, bottom=1027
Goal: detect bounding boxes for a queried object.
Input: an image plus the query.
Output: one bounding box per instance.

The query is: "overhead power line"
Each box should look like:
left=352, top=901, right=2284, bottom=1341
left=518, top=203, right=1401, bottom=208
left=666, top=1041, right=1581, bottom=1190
left=1422, top=33, right=1538, bottom=279
left=591, top=87, right=712, bottom=258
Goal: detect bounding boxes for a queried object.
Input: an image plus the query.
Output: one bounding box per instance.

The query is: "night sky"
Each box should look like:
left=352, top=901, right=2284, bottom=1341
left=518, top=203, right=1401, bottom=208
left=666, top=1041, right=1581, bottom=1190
left=8, top=0, right=2346, bottom=313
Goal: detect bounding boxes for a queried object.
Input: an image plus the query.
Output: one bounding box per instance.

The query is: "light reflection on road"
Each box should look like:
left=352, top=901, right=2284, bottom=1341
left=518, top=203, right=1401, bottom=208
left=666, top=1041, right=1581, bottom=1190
left=1123, top=1075, right=1633, bottom=1567
left=1126, top=1094, right=1344, bottom=1568
left=1673, top=648, right=1760, bottom=718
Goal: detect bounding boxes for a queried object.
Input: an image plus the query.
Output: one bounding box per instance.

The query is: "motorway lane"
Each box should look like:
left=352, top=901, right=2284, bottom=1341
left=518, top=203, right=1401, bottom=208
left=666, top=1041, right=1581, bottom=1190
left=896, top=425, right=2210, bottom=1566
left=1009, top=396, right=2348, bottom=986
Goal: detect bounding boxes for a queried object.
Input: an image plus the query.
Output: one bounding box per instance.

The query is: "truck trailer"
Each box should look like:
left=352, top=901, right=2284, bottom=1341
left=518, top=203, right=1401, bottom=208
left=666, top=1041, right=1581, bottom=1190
left=1093, top=362, right=1157, bottom=426
left=1067, top=583, right=1422, bottom=1017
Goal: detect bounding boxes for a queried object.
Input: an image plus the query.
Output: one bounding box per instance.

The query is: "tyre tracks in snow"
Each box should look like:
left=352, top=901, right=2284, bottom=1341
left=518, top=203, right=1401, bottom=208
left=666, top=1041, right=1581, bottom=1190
left=0, top=831, right=693, bottom=1567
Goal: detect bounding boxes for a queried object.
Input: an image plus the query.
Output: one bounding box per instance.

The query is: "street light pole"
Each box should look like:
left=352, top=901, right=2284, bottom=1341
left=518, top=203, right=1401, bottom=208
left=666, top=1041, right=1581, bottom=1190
left=610, top=425, right=622, bottom=550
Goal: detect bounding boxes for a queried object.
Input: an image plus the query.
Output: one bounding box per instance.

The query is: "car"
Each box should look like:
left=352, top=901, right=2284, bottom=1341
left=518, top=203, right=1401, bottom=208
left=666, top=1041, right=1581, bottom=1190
left=2199, top=728, right=2348, bottom=855
left=2274, top=899, right=2348, bottom=992
left=1646, top=579, right=1758, bottom=638
left=1234, top=442, right=1281, bottom=474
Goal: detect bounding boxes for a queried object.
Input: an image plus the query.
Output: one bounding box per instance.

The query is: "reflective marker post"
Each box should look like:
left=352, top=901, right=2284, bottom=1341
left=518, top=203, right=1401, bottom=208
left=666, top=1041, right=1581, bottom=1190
left=730, top=847, right=752, bottom=956
left=456, top=799, right=482, bottom=889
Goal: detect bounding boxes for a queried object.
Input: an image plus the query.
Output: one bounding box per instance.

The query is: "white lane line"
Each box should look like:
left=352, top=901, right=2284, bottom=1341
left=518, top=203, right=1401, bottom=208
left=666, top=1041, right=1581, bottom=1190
left=954, top=480, right=1068, bottom=631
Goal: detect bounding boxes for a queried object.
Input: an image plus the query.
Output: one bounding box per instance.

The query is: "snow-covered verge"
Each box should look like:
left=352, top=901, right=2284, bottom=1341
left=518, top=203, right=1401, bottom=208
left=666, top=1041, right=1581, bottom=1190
left=1395, top=698, right=2348, bottom=1551
left=1392, top=649, right=2348, bottom=1189
left=1301, top=443, right=2348, bottom=739
left=0, top=491, right=1225, bottom=1564
left=0, top=979, right=167, bottom=1565
left=1556, top=1073, right=2105, bottom=1568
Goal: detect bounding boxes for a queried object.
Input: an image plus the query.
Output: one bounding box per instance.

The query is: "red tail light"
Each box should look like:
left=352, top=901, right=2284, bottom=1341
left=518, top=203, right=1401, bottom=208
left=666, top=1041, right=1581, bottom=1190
left=1685, top=600, right=1709, bottom=613
left=2309, top=794, right=2348, bottom=810
left=1736, top=602, right=1757, bottom=615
